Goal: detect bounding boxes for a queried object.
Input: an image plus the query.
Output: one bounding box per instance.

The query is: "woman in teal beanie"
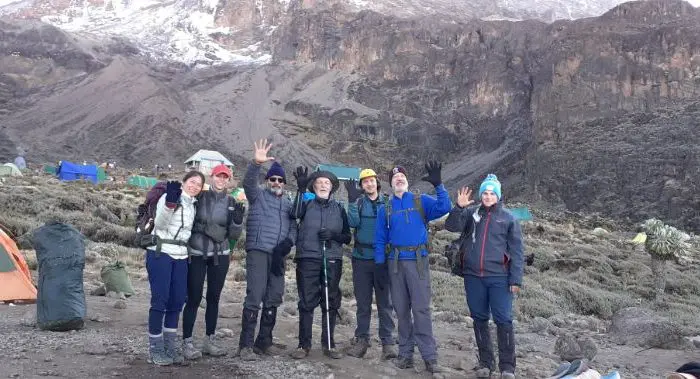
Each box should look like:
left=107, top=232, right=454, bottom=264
left=444, top=174, right=525, bottom=379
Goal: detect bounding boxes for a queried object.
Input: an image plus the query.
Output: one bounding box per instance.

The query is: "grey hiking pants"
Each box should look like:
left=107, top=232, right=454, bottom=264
left=243, top=250, right=285, bottom=311
left=352, top=258, right=395, bottom=345
left=390, top=259, right=437, bottom=361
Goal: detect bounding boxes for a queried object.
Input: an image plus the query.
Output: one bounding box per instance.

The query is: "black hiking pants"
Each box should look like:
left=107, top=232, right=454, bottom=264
left=295, top=257, right=342, bottom=350
left=182, top=255, right=230, bottom=339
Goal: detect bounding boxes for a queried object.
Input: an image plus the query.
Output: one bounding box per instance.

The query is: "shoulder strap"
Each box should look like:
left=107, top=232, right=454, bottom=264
left=385, top=196, right=392, bottom=229
left=226, top=196, right=234, bottom=227
left=414, top=194, right=427, bottom=229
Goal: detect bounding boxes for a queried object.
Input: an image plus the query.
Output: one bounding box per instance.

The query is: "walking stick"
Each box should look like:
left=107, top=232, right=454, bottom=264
left=321, top=236, right=332, bottom=351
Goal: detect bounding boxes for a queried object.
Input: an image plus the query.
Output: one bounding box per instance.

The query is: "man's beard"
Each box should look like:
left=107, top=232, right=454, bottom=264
left=270, top=187, right=283, bottom=195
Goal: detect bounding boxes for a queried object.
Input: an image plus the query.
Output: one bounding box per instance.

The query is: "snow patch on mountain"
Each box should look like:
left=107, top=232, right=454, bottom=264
left=14, top=1, right=272, bottom=67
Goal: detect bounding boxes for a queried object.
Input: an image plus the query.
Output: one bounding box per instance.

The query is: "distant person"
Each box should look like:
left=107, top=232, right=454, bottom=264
left=444, top=175, right=524, bottom=379
left=181, top=164, right=245, bottom=360
left=145, top=171, right=205, bottom=366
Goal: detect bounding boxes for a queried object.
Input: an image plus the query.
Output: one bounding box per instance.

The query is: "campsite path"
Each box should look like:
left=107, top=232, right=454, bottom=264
left=0, top=273, right=696, bottom=379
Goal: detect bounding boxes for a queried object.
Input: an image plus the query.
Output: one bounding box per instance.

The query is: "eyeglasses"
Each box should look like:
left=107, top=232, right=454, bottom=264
left=268, top=177, right=284, bottom=183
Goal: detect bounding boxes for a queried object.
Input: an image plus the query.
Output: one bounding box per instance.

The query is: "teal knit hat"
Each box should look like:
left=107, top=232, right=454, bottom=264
left=479, top=174, right=502, bottom=200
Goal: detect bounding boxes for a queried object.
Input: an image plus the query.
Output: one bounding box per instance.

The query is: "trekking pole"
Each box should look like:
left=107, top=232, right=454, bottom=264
left=321, top=232, right=332, bottom=351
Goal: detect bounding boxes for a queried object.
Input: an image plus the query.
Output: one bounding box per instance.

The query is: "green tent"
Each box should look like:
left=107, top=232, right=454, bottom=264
left=43, top=165, right=57, bottom=175
left=314, top=164, right=361, bottom=181
left=127, top=175, right=158, bottom=188
left=509, top=207, right=533, bottom=221
left=97, top=167, right=107, bottom=182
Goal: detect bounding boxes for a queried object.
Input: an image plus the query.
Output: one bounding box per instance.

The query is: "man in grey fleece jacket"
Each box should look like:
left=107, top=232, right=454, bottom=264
left=238, top=139, right=297, bottom=361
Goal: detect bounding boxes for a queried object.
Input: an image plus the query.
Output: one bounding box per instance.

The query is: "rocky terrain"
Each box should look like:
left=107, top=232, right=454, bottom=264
left=1, top=169, right=700, bottom=378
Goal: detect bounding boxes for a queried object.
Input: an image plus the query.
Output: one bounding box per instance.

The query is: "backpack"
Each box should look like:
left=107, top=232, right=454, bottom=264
left=133, top=182, right=184, bottom=251
left=135, top=182, right=168, bottom=237
left=445, top=215, right=473, bottom=277
left=353, top=194, right=387, bottom=250
left=384, top=192, right=430, bottom=254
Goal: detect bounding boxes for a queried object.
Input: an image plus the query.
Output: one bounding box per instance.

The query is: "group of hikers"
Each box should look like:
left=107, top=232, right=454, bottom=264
left=142, top=139, right=525, bottom=379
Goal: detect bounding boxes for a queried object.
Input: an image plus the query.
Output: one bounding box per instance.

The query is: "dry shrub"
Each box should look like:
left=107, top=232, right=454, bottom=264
left=21, top=250, right=37, bottom=270
left=340, top=256, right=354, bottom=299
left=543, top=277, right=637, bottom=319
left=56, top=195, right=88, bottom=212
left=91, top=224, right=134, bottom=246
left=518, top=276, right=566, bottom=319
left=665, top=269, right=700, bottom=298
left=431, top=271, right=468, bottom=315
left=86, top=242, right=144, bottom=269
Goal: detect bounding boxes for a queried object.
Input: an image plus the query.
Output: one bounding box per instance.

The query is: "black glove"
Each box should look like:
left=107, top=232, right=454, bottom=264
left=165, top=181, right=182, bottom=207
left=318, top=228, right=334, bottom=242
left=421, top=161, right=442, bottom=187
left=230, top=202, right=245, bottom=224
left=294, top=166, right=309, bottom=190
left=375, top=263, right=390, bottom=291
left=344, top=180, right=363, bottom=203
left=271, top=239, right=294, bottom=277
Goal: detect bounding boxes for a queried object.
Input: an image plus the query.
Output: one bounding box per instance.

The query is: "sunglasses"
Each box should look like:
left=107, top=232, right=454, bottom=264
left=268, top=177, right=284, bottom=183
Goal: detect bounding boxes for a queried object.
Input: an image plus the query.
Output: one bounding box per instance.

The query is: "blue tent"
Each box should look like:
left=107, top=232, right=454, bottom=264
left=57, top=161, right=99, bottom=184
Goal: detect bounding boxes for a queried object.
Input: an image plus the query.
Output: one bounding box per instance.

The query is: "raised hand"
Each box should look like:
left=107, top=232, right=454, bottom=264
left=253, top=139, right=275, bottom=164
left=294, top=166, right=309, bottom=190
left=456, top=186, right=474, bottom=208
left=344, top=180, right=363, bottom=203
left=421, top=160, right=442, bottom=187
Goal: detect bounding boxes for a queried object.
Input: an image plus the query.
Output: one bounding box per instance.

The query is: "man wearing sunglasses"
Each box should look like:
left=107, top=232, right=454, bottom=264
left=238, top=139, right=297, bottom=361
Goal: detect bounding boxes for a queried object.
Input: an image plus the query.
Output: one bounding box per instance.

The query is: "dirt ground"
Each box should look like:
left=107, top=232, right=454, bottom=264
left=1, top=262, right=697, bottom=379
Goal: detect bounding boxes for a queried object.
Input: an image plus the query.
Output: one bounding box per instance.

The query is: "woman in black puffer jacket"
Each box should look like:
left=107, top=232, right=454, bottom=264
left=181, top=164, right=245, bottom=360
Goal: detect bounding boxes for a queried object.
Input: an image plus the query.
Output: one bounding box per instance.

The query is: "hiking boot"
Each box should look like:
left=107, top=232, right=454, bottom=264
left=323, top=347, right=343, bottom=359
left=474, top=365, right=492, bottom=379
left=394, top=356, right=414, bottom=369
left=182, top=338, right=202, bottom=360
left=163, top=331, right=184, bottom=365
left=148, top=335, right=173, bottom=366
left=202, top=335, right=227, bottom=357
left=381, top=343, right=398, bottom=360
left=238, top=347, right=259, bottom=361
left=290, top=347, right=310, bottom=360
left=345, top=337, right=370, bottom=358
left=425, top=360, right=444, bottom=374
left=501, top=372, right=516, bottom=379
left=496, top=324, right=516, bottom=375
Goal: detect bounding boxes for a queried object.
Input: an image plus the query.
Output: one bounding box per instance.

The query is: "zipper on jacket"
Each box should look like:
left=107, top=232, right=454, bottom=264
left=277, top=195, right=283, bottom=246
left=479, top=209, right=492, bottom=277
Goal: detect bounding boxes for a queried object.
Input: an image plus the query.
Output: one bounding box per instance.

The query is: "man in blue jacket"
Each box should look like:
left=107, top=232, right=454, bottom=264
left=444, top=174, right=524, bottom=379
left=344, top=169, right=396, bottom=360
left=239, top=139, right=297, bottom=361
left=374, top=162, right=451, bottom=373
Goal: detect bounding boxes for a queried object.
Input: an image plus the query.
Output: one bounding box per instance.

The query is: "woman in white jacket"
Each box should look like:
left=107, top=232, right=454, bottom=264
left=146, top=171, right=205, bottom=366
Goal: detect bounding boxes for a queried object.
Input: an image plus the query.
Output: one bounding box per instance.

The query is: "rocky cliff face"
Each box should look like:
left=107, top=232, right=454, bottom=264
left=272, top=0, right=700, bottom=227
left=1, top=0, right=700, bottom=229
